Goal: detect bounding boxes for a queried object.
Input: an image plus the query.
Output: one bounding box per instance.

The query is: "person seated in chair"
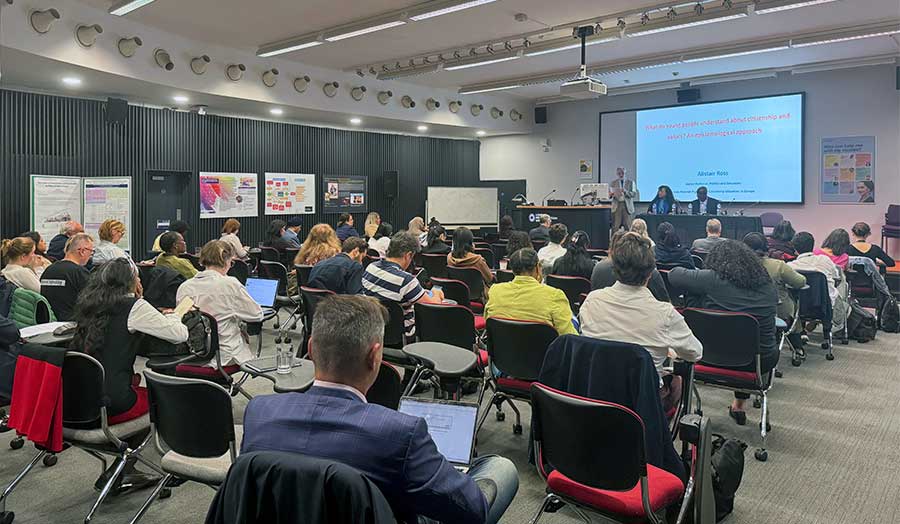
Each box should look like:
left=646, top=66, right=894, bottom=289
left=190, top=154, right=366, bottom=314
left=264, top=219, right=296, bottom=252
left=155, top=231, right=197, bottom=280
left=591, top=231, right=669, bottom=301
left=282, top=217, right=303, bottom=248
left=307, top=237, right=367, bottom=295
left=0, top=237, right=41, bottom=292
left=47, top=220, right=84, bottom=261
left=550, top=230, right=595, bottom=280
left=580, top=232, right=702, bottom=414
left=690, top=186, right=720, bottom=215
left=767, top=220, right=798, bottom=261
left=848, top=221, right=895, bottom=268
left=367, top=222, right=393, bottom=258
left=744, top=232, right=806, bottom=349
left=484, top=248, right=576, bottom=336
left=815, top=228, right=851, bottom=270
left=242, top=295, right=519, bottom=524
left=528, top=214, right=551, bottom=243
left=537, top=223, right=567, bottom=274
left=667, top=240, right=778, bottom=426
left=176, top=240, right=263, bottom=368
left=502, top=231, right=532, bottom=264
left=151, top=220, right=190, bottom=253
left=788, top=232, right=849, bottom=337
left=654, top=222, right=695, bottom=269
left=40, top=233, right=93, bottom=321
left=691, top=218, right=727, bottom=252
left=447, top=227, right=493, bottom=300
left=422, top=224, right=451, bottom=255
left=335, top=213, right=361, bottom=243
left=294, top=224, right=341, bottom=266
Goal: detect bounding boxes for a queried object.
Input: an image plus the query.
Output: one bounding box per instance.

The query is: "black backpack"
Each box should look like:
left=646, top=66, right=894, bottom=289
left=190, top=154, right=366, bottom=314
left=880, top=296, right=900, bottom=333
left=710, top=434, right=747, bottom=522
left=847, top=299, right=877, bottom=342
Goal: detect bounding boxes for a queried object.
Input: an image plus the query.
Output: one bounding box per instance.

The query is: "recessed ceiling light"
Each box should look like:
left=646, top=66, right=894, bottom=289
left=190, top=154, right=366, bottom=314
left=172, top=95, right=189, bottom=104
left=417, top=125, right=428, bottom=132
left=350, top=117, right=362, bottom=125
left=270, top=108, right=284, bottom=116
left=109, top=0, right=156, bottom=16
left=61, top=77, right=82, bottom=87
left=476, top=130, right=486, bottom=136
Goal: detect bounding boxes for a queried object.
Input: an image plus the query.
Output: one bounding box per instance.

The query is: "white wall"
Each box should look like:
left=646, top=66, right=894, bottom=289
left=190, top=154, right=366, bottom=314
left=480, top=65, right=900, bottom=256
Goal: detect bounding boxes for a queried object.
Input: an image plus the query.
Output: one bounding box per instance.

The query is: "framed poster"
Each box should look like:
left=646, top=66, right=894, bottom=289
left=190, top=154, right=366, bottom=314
left=264, top=173, right=316, bottom=215
left=199, top=172, right=259, bottom=218
left=322, top=175, right=368, bottom=213
left=30, top=175, right=83, bottom=244
left=820, top=136, right=875, bottom=204
left=83, top=177, right=133, bottom=252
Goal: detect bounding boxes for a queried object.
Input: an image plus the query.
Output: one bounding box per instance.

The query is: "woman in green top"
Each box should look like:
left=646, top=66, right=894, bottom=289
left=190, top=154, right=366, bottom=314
left=155, top=231, right=198, bottom=280
left=743, top=232, right=805, bottom=344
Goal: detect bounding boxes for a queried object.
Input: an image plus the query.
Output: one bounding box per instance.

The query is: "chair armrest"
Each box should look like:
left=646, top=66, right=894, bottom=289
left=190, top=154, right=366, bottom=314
left=678, top=414, right=703, bottom=445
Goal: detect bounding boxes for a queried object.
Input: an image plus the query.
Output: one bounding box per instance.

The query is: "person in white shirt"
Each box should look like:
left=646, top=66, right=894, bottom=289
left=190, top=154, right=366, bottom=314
left=368, top=222, right=393, bottom=258
left=220, top=218, right=249, bottom=260
left=177, top=240, right=263, bottom=368
left=93, top=219, right=132, bottom=266
left=788, top=231, right=849, bottom=334
left=0, top=237, right=41, bottom=292
left=579, top=232, right=702, bottom=414
left=537, top=223, right=568, bottom=275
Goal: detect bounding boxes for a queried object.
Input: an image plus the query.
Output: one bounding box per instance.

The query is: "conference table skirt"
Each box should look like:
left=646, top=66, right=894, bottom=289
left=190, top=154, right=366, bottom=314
left=637, top=214, right=763, bottom=248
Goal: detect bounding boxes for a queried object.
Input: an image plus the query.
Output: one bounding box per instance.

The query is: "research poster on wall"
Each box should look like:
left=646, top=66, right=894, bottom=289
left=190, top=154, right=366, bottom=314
left=820, top=136, right=876, bottom=204
left=83, top=177, right=132, bottom=252
left=30, top=175, right=83, bottom=244
left=199, top=172, right=259, bottom=218
left=323, top=175, right=368, bottom=213
left=264, top=173, right=316, bottom=215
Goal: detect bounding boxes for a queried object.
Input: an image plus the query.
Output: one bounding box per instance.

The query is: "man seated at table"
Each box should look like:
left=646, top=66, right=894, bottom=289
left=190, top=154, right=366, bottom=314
left=39, top=233, right=93, bottom=321
left=691, top=218, right=727, bottom=252
left=537, top=223, right=567, bottom=274
left=690, top=186, right=720, bottom=215
left=307, top=237, right=367, bottom=294
left=154, top=231, right=197, bottom=280
left=484, top=248, right=577, bottom=335
left=46, top=220, right=83, bottom=261
left=241, top=295, right=519, bottom=524
left=528, top=214, right=551, bottom=243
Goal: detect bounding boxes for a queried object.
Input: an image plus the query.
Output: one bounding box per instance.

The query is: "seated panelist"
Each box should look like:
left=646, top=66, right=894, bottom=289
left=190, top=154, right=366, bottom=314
left=690, top=186, right=720, bottom=215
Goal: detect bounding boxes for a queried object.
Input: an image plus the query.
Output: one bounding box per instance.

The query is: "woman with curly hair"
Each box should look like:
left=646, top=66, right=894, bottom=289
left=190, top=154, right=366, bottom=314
left=294, top=224, right=341, bottom=266
left=668, top=239, right=778, bottom=425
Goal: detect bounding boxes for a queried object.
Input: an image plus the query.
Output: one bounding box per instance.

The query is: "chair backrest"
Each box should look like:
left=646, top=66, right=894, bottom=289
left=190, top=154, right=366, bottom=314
left=430, top=277, right=471, bottom=309
left=144, top=370, right=235, bottom=458
left=474, top=248, right=496, bottom=270
left=887, top=204, right=900, bottom=226
left=227, top=259, right=249, bottom=285
left=294, top=264, right=314, bottom=288
left=284, top=247, right=300, bottom=266
left=490, top=243, right=507, bottom=262
left=495, top=269, right=515, bottom=283
left=419, top=253, right=448, bottom=279
left=259, top=246, right=281, bottom=262
left=656, top=262, right=683, bottom=271
left=486, top=317, right=558, bottom=380
left=380, top=300, right=406, bottom=349
left=682, top=308, right=760, bottom=368
left=447, top=266, right=486, bottom=303
left=795, top=270, right=832, bottom=321
left=847, top=264, right=875, bottom=298
left=366, top=248, right=381, bottom=258
left=691, top=254, right=705, bottom=269
left=300, top=286, right=336, bottom=335
left=259, top=260, right=289, bottom=295
left=532, top=239, right=547, bottom=251
left=61, top=351, right=106, bottom=427
left=759, top=212, right=784, bottom=228
left=586, top=248, right=608, bottom=258
left=545, top=275, right=592, bottom=310
left=414, top=303, right=476, bottom=350
left=179, top=253, right=204, bottom=271
left=365, top=363, right=403, bottom=410
left=531, top=383, right=645, bottom=491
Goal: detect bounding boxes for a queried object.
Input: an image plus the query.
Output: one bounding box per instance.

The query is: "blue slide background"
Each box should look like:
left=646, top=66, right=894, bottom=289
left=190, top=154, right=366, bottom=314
left=636, top=94, right=803, bottom=203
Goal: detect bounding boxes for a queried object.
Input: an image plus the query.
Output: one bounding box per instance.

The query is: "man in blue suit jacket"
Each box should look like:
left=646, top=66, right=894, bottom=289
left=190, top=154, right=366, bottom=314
left=242, top=295, right=518, bottom=524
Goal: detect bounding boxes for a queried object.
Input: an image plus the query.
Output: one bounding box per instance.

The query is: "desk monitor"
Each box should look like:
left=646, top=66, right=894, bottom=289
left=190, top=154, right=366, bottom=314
left=399, top=398, right=478, bottom=466
left=245, top=277, right=279, bottom=308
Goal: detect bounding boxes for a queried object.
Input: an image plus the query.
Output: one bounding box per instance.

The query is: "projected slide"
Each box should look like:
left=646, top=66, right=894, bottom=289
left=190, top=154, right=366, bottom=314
left=608, top=93, right=803, bottom=204
left=323, top=175, right=368, bottom=213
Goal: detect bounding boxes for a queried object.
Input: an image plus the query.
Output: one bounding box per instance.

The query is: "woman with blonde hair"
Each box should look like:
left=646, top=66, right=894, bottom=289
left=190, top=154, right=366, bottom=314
left=630, top=218, right=655, bottom=247
left=220, top=218, right=249, bottom=259
left=364, top=212, right=381, bottom=239
left=93, top=219, right=130, bottom=265
left=408, top=216, right=428, bottom=247
left=0, top=237, right=40, bottom=291
left=295, top=224, right=341, bottom=266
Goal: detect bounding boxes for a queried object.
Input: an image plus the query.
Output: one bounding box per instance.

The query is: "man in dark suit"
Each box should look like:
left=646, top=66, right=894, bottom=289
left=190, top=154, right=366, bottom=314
left=528, top=214, right=551, bottom=242
left=690, top=186, right=720, bottom=215
left=241, top=295, right=518, bottom=524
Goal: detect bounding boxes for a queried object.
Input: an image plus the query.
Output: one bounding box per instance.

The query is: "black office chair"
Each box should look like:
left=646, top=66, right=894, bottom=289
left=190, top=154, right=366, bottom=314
left=284, top=247, right=300, bottom=267
left=258, top=261, right=301, bottom=326
left=178, top=253, right=204, bottom=271
left=490, top=243, right=507, bottom=263
left=259, top=246, right=281, bottom=263
left=495, top=269, right=515, bottom=283
left=365, top=363, right=403, bottom=410
left=430, top=276, right=476, bottom=311
left=846, top=263, right=882, bottom=320
left=532, top=239, right=548, bottom=251
left=691, top=254, right=704, bottom=269
left=294, top=264, right=314, bottom=288
left=447, top=266, right=488, bottom=309
left=299, top=287, right=335, bottom=357
left=545, top=275, right=592, bottom=313
left=795, top=270, right=836, bottom=360
left=474, top=248, right=496, bottom=270
left=227, top=258, right=249, bottom=285
left=418, top=253, right=448, bottom=279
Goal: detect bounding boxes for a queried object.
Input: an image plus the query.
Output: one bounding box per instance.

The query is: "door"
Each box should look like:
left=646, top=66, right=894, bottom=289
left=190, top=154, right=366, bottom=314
left=145, top=171, right=191, bottom=254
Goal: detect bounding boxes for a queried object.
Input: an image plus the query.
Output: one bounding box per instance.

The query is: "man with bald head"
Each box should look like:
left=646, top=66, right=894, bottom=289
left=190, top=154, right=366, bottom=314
left=47, top=221, right=84, bottom=261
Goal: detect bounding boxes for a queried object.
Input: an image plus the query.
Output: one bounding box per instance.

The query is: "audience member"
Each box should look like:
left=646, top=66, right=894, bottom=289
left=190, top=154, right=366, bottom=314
left=0, top=237, right=41, bottom=292
left=448, top=227, right=493, bottom=299
left=504, top=230, right=532, bottom=260
left=654, top=222, right=695, bottom=268
left=155, top=231, right=197, bottom=280
left=307, top=237, right=367, bottom=294
left=176, top=240, right=263, bottom=368
left=816, top=228, right=851, bottom=270
left=484, top=248, right=576, bottom=335
left=528, top=214, right=551, bottom=242
left=282, top=217, right=303, bottom=248
left=630, top=218, right=655, bottom=247
left=47, top=220, right=84, bottom=261
left=422, top=224, right=451, bottom=255
left=39, top=233, right=93, bottom=321
left=367, top=222, right=393, bottom=258
left=789, top=232, right=849, bottom=335
left=93, top=219, right=131, bottom=265
left=691, top=218, right=727, bottom=252
left=767, top=220, right=798, bottom=261
left=361, top=231, right=443, bottom=338
left=550, top=230, right=595, bottom=279
left=592, top=231, right=669, bottom=301
left=220, top=218, right=249, bottom=259
left=537, top=223, right=568, bottom=274
left=647, top=185, right=676, bottom=215
left=744, top=232, right=806, bottom=347
left=264, top=219, right=295, bottom=251
left=498, top=215, right=515, bottom=240
left=580, top=232, right=702, bottom=413
left=668, top=240, right=778, bottom=424
left=336, top=213, right=361, bottom=242
left=294, top=224, right=341, bottom=266
left=241, top=295, right=518, bottom=524
left=20, top=231, right=52, bottom=274
left=848, top=222, right=894, bottom=267
left=408, top=216, right=428, bottom=247
left=151, top=220, right=189, bottom=252
left=364, top=211, right=381, bottom=239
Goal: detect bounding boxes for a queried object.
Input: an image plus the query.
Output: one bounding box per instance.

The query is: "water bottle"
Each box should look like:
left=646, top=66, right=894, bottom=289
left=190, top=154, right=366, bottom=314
left=275, top=336, right=291, bottom=374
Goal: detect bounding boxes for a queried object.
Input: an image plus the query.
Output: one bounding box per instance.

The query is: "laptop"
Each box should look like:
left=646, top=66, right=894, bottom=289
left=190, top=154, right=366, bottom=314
left=399, top=397, right=479, bottom=472
left=245, top=277, right=279, bottom=308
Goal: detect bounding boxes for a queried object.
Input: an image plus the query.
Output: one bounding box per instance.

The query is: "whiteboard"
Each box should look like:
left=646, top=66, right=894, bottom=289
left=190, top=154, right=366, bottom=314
left=426, top=187, right=498, bottom=227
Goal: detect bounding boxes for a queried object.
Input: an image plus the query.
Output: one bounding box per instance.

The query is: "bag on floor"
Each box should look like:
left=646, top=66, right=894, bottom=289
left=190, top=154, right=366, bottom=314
left=880, top=296, right=900, bottom=333
left=710, top=434, right=747, bottom=522
left=847, top=300, right=877, bottom=342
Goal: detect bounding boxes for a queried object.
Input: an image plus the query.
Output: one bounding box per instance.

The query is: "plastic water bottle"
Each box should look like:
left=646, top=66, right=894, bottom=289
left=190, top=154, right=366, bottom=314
left=275, top=336, right=291, bottom=374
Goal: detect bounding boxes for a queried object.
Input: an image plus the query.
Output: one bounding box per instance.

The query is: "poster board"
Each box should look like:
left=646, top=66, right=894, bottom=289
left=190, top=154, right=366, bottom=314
left=83, top=177, right=133, bottom=252
left=323, top=175, right=367, bottom=213
left=820, top=136, right=876, bottom=204
left=199, top=172, right=259, bottom=218
left=264, top=173, right=316, bottom=215
left=30, top=175, right=83, bottom=245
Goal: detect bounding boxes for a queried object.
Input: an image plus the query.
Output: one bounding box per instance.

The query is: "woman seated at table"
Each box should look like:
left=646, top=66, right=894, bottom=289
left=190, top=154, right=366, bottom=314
left=848, top=222, right=894, bottom=268
left=177, top=240, right=263, bottom=368
left=654, top=222, right=695, bottom=269
left=294, top=224, right=341, bottom=266
left=447, top=227, right=493, bottom=299
left=422, top=224, right=451, bottom=255
left=815, top=228, right=851, bottom=270
left=0, top=237, right=41, bottom=292
left=667, top=240, right=778, bottom=425
left=72, top=258, right=188, bottom=424
left=647, top=185, right=676, bottom=215
left=550, top=230, right=595, bottom=280
left=220, top=218, right=249, bottom=260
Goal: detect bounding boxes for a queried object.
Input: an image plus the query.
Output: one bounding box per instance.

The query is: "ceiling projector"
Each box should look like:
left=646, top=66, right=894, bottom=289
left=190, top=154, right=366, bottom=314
left=560, top=77, right=607, bottom=98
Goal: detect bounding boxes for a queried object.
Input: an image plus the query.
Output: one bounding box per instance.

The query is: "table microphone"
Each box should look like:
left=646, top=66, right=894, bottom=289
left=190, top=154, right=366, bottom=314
left=542, top=188, right=557, bottom=206
left=569, top=187, right=581, bottom=205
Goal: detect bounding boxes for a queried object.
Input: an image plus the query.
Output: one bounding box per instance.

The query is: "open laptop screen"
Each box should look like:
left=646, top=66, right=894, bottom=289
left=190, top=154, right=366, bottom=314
left=399, top=398, right=478, bottom=466
left=245, top=277, right=278, bottom=308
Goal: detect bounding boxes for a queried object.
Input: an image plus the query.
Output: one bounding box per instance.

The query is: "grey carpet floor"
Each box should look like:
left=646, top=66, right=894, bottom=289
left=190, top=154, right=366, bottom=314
left=2, top=327, right=899, bottom=524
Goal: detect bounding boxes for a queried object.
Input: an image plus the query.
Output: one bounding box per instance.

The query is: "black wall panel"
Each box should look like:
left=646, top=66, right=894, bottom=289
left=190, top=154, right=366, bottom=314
left=1, top=89, right=492, bottom=251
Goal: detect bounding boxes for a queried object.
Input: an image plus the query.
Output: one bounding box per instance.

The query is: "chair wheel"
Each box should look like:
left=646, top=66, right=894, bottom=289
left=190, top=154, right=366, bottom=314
left=0, top=510, right=15, bottom=524
left=826, top=353, right=835, bottom=361
left=495, top=411, right=505, bottom=422
left=754, top=449, right=768, bottom=462
left=753, top=399, right=761, bottom=409
left=512, top=424, right=523, bottom=435
left=159, top=488, right=172, bottom=499
left=9, top=437, right=24, bottom=450
left=791, top=357, right=802, bottom=367
left=774, top=369, right=783, bottom=378
left=42, top=454, right=58, bottom=467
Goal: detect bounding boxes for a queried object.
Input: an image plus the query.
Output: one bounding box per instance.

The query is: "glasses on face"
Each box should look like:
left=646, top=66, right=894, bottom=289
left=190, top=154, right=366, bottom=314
left=79, top=247, right=95, bottom=255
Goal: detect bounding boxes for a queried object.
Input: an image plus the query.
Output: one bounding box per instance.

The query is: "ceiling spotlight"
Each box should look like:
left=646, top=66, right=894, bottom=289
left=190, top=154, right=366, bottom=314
left=323, top=81, right=339, bottom=97
left=476, top=130, right=486, bottom=136
left=350, top=117, right=362, bottom=125
left=172, top=95, right=189, bottom=104
left=618, top=17, right=627, bottom=30
left=75, top=24, right=103, bottom=47
left=723, top=0, right=733, bottom=7
left=351, top=86, right=367, bottom=101
left=448, top=100, right=463, bottom=113
left=154, top=48, right=174, bottom=71
left=61, top=76, right=82, bottom=87
left=694, top=2, right=704, bottom=15
left=225, top=63, right=246, bottom=81
left=117, top=36, right=142, bottom=57
left=262, top=68, right=279, bottom=87
left=109, top=0, right=156, bottom=16
left=190, top=55, right=210, bottom=75
left=425, top=98, right=441, bottom=111
left=490, top=107, right=504, bottom=119
left=401, top=95, right=416, bottom=108
left=509, top=109, right=522, bottom=122
left=470, top=104, right=483, bottom=116
left=270, top=108, right=284, bottom=116
left=293, top=75, right=311, bottom=93
left=30, top=8, right=60, bottom=34
left=417, top=125, right=428, bottom=132
left=640, top=13, right=650, bottom=24
left=377, top=90, right=393, bottom=105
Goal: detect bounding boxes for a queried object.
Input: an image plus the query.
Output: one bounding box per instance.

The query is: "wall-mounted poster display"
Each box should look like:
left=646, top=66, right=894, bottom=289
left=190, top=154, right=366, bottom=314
left=323, top=175, right=368, bottom=213
left=83, top=177, right=133, bottom=252
left=199, top=172, right=259, bottom=218
left=820, top=136, right=876, bottom=204
left=30, top=175, right=83, bottom=245
left=264, top=173, right=316, bottom=215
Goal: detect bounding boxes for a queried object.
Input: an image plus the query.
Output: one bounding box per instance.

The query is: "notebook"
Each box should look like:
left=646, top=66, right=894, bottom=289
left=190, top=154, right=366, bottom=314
left=245, top=277, right=279, bottom=308
left=399, top=398, right=479, bottom=471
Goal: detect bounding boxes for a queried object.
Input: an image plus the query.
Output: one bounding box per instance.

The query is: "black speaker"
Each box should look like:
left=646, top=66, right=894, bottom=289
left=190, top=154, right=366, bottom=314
left=106, top=97, right=128, bottom=124
left=383, top=170, right=399, bottom=199
left=676, top=88, right=701, bottom=104
left=534, top=106, right=547, bottom=124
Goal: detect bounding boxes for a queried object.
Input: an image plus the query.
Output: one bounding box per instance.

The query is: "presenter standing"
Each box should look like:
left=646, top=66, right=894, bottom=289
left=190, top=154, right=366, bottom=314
left=609, top=167, right=636, bottom=234
left=690, top=186, right=720, bottom=215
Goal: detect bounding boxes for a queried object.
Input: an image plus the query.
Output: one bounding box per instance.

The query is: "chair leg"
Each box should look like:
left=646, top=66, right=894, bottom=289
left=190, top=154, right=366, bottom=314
left=755, top=392, right=769, bottom=462
left=127, top=474, right=172, bottom=524
left=0, top=450, right=47, bottom=512
left=84, top=454, right=128, bottom=523
left=529, top=493, right=558, bottom=524
left=475, top=392, right=499, bottom=434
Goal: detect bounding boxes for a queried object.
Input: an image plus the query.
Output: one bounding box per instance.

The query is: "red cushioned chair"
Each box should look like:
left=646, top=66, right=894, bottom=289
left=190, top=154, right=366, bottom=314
left=682, top=308, right=773, bottom=462
left=299, top=287, right=336, bottom=357
left=415, top=302, right=488, bottom=375
left=447, top=266, right=489, bottom=311
left=430, top=277, right=486, bottom=329
left=479, top=318, right=558, bottom=436
left=530, top=383, right=685, bottom=524
left=545, top=275, right=592, bottom=314
left=882, top=204, right=900, bottom=252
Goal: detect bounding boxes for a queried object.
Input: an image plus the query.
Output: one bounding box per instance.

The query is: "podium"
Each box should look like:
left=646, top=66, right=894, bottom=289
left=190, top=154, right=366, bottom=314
left=513, top=205, right=612, bottom=249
